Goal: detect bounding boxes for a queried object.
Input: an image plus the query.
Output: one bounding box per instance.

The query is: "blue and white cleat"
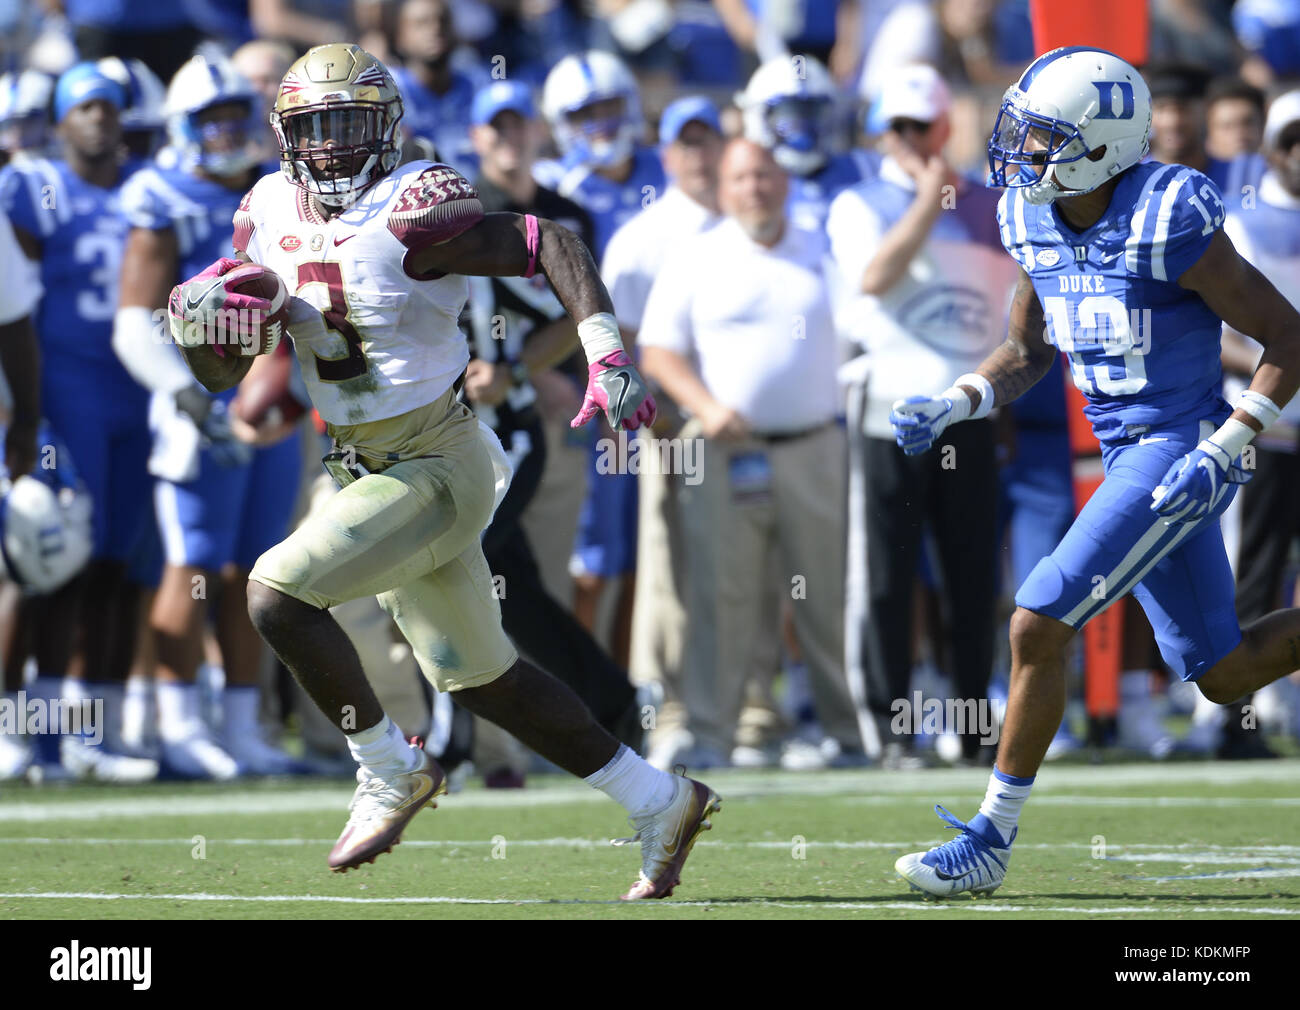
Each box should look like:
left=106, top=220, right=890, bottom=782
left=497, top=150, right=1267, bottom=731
left=895, top=805, right=1014, bottom=898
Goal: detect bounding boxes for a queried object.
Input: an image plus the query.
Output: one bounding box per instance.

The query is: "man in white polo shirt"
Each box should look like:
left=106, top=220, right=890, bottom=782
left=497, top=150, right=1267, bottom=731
left=828, top=65, right=1016, bottom=767
left=602, top=97, right=725, bottom=769
left=639, top=137, right=864, bottom=765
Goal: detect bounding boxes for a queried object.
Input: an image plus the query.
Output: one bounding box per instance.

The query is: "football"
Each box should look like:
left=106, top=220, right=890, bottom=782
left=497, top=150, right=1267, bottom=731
left=221, top=262, right=290, bottom=357
left=232, top=340, right=307, bottom=431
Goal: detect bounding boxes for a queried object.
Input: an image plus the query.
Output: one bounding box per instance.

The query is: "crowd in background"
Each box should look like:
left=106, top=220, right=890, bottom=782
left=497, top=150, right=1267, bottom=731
left=2, top=0, right=1300, bottom=787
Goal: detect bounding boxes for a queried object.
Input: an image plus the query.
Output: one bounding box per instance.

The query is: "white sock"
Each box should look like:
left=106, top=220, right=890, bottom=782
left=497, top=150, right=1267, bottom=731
left=121, top=678, right=154, bottom=749
left=222, top=685, right=261, bottom=742
left=585, top=744, right=676, bottom=817
left=60, top=678, right=101, bottom=742
left=347, top=715, right=418, bottom=774
left=975, top=766, right=1035, bottom=845
left=156, top=681, right=202, bottom=743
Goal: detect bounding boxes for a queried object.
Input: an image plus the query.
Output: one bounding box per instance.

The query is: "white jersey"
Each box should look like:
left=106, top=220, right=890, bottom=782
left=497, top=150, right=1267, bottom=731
left=233, top=160, right=484, bottom=426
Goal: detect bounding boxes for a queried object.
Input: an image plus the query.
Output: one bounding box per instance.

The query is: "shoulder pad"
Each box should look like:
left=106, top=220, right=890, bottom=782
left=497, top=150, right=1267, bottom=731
left=232, top=181, right=258, bottom=254
left=387, top=163, right=485, bottom=250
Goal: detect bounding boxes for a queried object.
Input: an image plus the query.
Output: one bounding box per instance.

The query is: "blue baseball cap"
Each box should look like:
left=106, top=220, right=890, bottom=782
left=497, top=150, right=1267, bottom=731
left=471, top=80, right=535, bottom=127
left=659, top=96, right=721, bottom=145
left=54, top=62, right=125, bottom=123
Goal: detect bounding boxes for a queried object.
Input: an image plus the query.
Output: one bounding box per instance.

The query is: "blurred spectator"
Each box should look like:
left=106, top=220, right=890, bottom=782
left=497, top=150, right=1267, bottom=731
left=0, top=70, right=56, bottom=163
left=737, top=54, right=877, bottom=242
left=1217, top=90, right=1300, bottom=758
left=603, top=97, right=725, bottom=769
left=1205, top=75, right=1266, bottom=161
left=640, top=137, right=863, bottom=768
left=248, top=0, right=352, bottom=51
left=713, top=0, right=844, bottom=67
left=665, top=1, right=744, bottom=88
left=829, top=65, right=1012, bottom=766
left=231, top=39, right=297, bottom=162
left=388, top=0, right=484, bottom=174
left=1233, top=0, right=1300, bottom=88
left=1148, top=63, right=1266, bottom=228
left=56, top=0, right=200, bottom=83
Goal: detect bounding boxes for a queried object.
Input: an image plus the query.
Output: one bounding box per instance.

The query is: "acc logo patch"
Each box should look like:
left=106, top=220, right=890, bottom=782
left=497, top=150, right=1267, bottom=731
left=280, top=235, right=303, bottom=252
left=1035, top=248, right=1061, bottom=268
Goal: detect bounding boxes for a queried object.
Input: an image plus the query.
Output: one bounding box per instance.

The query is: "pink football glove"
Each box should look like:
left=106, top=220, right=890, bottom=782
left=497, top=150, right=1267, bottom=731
left=168, top=257, right=275, bottom=350
left=570, top=350, right=657, bottom=431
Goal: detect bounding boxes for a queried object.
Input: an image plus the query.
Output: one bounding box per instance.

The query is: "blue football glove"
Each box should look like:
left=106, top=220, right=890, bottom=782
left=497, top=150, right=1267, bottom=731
left=890, top=395, right=954, bottom=456
left=1150, top=438, right=1252, bottom=524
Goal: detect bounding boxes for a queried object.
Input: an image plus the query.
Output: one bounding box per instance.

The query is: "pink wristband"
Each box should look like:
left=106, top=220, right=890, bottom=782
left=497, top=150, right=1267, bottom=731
left=523, top=214, right=540, bottom=278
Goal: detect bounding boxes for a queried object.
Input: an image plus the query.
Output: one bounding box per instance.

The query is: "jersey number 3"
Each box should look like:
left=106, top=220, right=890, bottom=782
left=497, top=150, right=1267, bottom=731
left=296, top=261, right=368, bottom=382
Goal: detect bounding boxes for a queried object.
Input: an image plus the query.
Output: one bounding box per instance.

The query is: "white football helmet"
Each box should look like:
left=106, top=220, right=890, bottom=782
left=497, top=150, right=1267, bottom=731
left=542, top=50, right=642, bottom=169
left=0, top=70, right=55, bottom=155
left=0, top=475, right=92, bottom=594
left=988, top=47, right=1151, bottom=205
left=165, top=54, right=260, bottom=177
left=738, top=55, right=836, bottom=177
left=98, top=57, right=166, bottom=156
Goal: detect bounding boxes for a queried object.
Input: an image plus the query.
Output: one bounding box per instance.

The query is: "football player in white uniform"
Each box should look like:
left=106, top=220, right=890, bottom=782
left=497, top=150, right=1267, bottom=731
left=166, top=44, right=719, bottom=900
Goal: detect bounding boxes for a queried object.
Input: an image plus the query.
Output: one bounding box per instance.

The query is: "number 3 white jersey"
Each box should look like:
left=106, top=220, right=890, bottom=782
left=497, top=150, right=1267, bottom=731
left=233, top=160, right=486, bottom=426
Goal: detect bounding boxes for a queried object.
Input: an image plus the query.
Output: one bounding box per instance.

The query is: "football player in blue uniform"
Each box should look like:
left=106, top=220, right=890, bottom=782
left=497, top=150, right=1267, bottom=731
left=0, top=62, right=159, bottom=781
left=537, top=50, right=666, bottom=665
left=738, top=54, right=878, bottom=244
left=890, top=47, right=1300, bottom=898
left=114, top=55, right=303, bottom=778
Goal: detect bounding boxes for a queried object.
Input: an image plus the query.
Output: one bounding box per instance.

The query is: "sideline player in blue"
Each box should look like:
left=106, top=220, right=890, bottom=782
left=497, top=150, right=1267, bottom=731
left=113, top=54, right=302, bottom=777
left=0, top=62, right=159, bottom=781
left=889, top=47, right=1300, bottom=898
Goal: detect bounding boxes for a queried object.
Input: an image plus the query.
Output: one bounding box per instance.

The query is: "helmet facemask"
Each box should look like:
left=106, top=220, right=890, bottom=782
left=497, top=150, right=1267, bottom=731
left=560, top=95, right=635, bottom=168
left=274, top=100, right=402, bottom=208
left=987, top=93, right=1093, bottom=205
left=765, top=95, right=832, bottom=176
left=183, top=98, right=259, bottom=178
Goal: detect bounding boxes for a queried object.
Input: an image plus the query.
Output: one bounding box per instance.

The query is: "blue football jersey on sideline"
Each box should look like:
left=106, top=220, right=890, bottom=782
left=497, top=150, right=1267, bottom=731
left=119, top=163, right=251, bottom=285
left=998, top=160, right=1230, bottom=444
left=789, top=149, right=879, bottom=239
left=0, top=156, right=146, bottom=394
left=390, top=66, right=483, bottom=175
left=534, top=145, right=665, bottom=258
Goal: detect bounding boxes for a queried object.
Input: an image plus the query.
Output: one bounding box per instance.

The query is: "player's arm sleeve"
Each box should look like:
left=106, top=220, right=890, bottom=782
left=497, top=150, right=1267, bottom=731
left=119, top=171, right=171, bottom=232
left=0, top=165, right=46, bottom=248
left=636, top=254, right=695, bottom=356
left=0, top=209, right=40, bottom=324
left=1152, top=168, right=1226, bottom=283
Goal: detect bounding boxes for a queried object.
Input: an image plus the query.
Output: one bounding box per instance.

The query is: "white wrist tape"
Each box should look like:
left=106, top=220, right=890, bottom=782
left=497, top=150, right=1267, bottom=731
left=1237, top=389, right=1282, bottom=431
left=1206, top=417, right=1256, bottom=460
left=940, top=385, right=973, bottom=424
left=576, top=312, right=624, bottom=364
left=113, top=306, right=195, bottom=395
left=954, top=372, right=995, bottom=420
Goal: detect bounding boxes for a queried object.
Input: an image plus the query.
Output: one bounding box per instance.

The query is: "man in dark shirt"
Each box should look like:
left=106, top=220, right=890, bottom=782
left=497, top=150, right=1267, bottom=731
left=462, top=81, right=644, bottom=753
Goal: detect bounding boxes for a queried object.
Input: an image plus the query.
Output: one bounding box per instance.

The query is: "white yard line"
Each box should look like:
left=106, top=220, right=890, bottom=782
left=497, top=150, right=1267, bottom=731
left=0, top=891, right=1297, bottom=915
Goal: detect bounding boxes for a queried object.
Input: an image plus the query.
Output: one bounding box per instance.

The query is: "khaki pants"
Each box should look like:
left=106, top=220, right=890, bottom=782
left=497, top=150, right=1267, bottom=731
left=250, top=389, right=517, bottom=694
left=678, top=424, right=860, bottom=754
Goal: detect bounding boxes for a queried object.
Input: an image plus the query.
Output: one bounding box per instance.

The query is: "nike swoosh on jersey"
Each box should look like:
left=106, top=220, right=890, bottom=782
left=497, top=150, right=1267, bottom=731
left=334, top=234, right=356, bottom=246
left=184, top=277, right=225, bottom=313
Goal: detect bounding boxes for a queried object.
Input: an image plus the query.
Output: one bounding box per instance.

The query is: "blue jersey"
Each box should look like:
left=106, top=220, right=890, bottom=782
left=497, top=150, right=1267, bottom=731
left=390, top=66, right=482, bottom=176
left=998, top=161, right=1229, bottom=444
left=119, top=163, right=247, bottom=284
left=534, top=145, right=665, bottom=259
left=789, top=149, right=879, bottom=240
left=0, top=156, right=146, bottom=400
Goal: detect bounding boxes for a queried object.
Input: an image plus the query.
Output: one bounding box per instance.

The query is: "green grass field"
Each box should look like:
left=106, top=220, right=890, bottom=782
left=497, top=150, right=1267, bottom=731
left=1, top=759, right=1298, bottom=919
